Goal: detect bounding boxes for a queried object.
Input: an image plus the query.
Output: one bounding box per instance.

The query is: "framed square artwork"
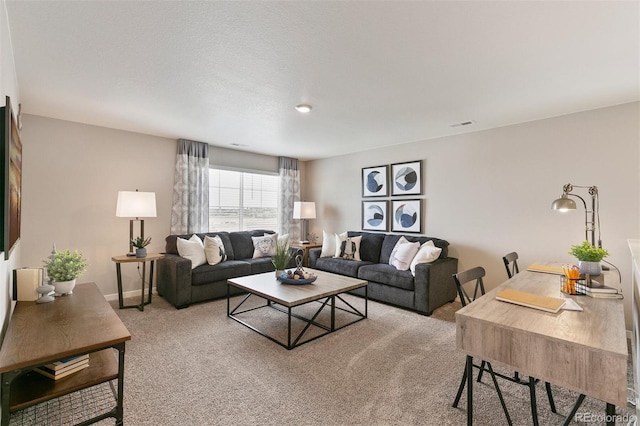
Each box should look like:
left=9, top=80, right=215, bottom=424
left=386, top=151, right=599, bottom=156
left=362, top=200, right=388, bottom=231
left=362, top=165, right=388, bottom=197
left=391, top=160, right=422, bottom=196
left=391, top=199, right=422, bottom=233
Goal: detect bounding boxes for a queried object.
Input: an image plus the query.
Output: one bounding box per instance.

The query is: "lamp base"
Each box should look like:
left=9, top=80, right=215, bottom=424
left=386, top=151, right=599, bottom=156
left=126, top=252, right=136, bottom=257
left=299, top=240, right=310, bottom=245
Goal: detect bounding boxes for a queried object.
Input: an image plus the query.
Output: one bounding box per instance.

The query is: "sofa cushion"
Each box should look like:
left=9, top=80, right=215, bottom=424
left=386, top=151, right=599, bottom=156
left=252, top=234, right=277, bottom=258
left=244, top=257, right=276, bottom=275
left=338, top=236, right=362, bottom=261
left=229, top=230, right=276, bottom=260
left=320, top=229, right=337, bottom=257
left=389, top=237, right=420, bottom=271
left=166, top=232, right=234, bottom=260
left=204, top=235, right=227, bottom=265
left=314, top=257, right=371, bottom=278
left=358, top=263, right=415, bottom=291
left=176, top=235, right=207, bottom=269
left=348, top=231, right=385, bottom=263
left=380, top=234, right=449, bottom=263
left=191, top=260, right=252, bottom=285
left=409, top=241, right=442, bottom=275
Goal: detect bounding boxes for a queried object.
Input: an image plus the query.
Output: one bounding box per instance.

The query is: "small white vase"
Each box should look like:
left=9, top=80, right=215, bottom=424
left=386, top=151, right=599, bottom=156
left=53, top=279, right=76, bottom=296
left=578, top=261, right=602, bottom=277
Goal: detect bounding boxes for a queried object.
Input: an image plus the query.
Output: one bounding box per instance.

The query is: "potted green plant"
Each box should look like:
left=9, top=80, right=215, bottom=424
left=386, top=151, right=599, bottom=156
left=568, top=241, right=609, bottom=276
left=271, top=240, right=292, bottom=277
left=131, top=236, right=152, bottom=258
left=42, top=249, right=87, bottom=295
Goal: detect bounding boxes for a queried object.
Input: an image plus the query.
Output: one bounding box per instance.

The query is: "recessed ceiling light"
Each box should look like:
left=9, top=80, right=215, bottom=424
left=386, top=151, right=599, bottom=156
left=295, top=104, right=312, bottom=113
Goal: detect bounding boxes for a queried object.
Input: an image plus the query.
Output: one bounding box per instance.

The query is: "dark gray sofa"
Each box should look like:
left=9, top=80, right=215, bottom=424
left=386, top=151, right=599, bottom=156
left=308, top=231, right=458, bottom=315
left=157, top=230, right=299, bottom=309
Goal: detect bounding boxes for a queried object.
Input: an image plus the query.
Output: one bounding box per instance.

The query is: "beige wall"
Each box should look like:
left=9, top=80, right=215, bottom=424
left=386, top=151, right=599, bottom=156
left=20, top=115, right=176, bottom=297
left=305, top=102, right=640, bottom=328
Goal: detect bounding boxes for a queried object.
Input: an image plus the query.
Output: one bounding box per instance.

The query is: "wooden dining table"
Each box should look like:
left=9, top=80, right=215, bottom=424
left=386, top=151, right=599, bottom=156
left=455, top=265, right=627, bottom=425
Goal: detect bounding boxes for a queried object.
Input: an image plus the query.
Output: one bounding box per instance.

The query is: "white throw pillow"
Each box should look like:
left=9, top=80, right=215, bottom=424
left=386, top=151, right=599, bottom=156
left=277, top=233, right=289, bottom=247
left=333, top=232, right=348, bottom=258
left=320, top=230, right=336, bottom=257
left=389, top=237, right=420, bottom=271
left=252, top=233, right=277, bottom=258
left=338, top=236, right=362, bottom=261
left=409, top=240, right=443, bottom=275
left=176, top=234, right=206, bottom=269
left=204, top=235, right=227, bottom=265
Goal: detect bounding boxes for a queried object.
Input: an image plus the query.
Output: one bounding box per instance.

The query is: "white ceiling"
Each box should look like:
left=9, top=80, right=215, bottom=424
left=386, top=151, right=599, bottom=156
left=5, top=1, right=639, bottom=161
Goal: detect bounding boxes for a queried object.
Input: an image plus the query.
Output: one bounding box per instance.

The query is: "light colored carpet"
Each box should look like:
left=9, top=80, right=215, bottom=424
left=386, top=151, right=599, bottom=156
left=106, top=293, right=635, bottom=425
left=11, top=293, right=635, bottom=425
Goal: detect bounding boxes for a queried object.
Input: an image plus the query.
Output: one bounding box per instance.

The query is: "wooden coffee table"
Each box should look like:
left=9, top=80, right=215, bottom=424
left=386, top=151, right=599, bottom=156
left=227, top=269, right=367, bottom=349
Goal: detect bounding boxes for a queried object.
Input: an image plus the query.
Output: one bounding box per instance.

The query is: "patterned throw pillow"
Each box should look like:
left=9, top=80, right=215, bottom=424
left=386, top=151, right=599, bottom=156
left=204, top=235, right=227, bottom=265
left=338, top=236, right=362, bottom=261
left=252, top=234, right=278, bottom=258
left=389, top=237, right=420, bottom=271
left=176, top=234, right=206, bottom=269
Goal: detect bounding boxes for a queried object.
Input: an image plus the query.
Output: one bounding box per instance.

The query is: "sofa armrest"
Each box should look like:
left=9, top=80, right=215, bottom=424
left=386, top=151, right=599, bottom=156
left=157, top=253, right=193, bottom=309
left=413, top=257, right=458, bottom=315
left=308, top=247, right=322, bottom=268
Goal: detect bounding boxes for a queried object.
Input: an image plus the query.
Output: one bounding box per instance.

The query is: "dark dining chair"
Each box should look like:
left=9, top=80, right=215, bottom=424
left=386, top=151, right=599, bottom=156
left=452, top=266, right=511, bottom=425
left=503, top=251, right=520, bottom=279
left=454, top=265, right=556, bottom=425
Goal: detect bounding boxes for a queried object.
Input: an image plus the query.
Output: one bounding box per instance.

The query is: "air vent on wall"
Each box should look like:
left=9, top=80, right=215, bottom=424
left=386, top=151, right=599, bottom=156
left=450, top=120, right=476, bottom=128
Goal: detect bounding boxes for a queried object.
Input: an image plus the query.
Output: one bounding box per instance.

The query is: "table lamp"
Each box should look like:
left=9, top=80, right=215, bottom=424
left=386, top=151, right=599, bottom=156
left=551, top=183, right=600, bottom=247
left=293, top=201, right=316, bottom=244
left=116, top=190, right=157, bottom=255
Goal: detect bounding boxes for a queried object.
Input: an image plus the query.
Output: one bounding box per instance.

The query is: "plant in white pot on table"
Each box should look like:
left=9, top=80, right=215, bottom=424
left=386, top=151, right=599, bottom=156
left=131, top=236, right=152, bottom=258
left=43, top=249, right=87, bottom=296
left=568, top=241, right=609, bottom=276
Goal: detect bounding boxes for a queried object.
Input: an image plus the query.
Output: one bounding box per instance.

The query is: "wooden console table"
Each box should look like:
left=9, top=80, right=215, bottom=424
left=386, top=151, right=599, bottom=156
left=0, top=282, right=131, bottom=425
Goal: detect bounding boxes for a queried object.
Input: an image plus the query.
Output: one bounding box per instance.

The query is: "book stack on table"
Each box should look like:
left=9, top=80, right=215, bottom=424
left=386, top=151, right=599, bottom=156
left=575, top=283, right=624, bottom=299
left=34, top=354, right=90, bottom=380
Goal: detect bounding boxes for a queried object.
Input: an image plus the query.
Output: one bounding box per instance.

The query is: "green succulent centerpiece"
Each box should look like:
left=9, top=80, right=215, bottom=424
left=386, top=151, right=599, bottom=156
left=568, top=241, right=609, bottom=276
left=43, top=249, right=87, bottom=282
left=568, top=241, right=609, bottom=262
left=271, top=240, right=292, bottom=274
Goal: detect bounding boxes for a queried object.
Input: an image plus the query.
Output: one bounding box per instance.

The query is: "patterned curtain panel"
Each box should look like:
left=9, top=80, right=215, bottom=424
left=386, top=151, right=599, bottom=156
left=170, top=139, right=210, bottom=234
left=278, top=157, right=300, bottom=241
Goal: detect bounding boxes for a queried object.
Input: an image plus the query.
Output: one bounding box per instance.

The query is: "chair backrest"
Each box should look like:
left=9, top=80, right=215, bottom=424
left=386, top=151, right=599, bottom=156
left=452, top=266, right=486, bottom=307
left=503, top=252, right=519, bottom=279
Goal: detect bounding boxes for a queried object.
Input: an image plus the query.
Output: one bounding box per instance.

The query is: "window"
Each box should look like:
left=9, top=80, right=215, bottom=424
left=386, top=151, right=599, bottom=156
left=209, top=169, right=279, bottom=232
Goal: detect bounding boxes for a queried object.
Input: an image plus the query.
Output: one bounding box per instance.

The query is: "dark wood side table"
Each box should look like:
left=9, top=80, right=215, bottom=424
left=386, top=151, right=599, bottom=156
left=289, top=242, right=322, bottom=267
left=0, top=282, right=131, bottom=426
left=111, top=252, right=164, bottom=311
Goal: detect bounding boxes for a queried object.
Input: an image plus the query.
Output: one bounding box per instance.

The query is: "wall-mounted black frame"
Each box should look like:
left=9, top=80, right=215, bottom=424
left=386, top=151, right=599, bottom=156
left=391, top=199, right=422, bottom=233
left=362, top=200, right=388, bottom=231
left=362, top=165, right=389, bottom=197
left=391, top=160, right=422, bottom=196
left=0, top=96, right=22, bottom=259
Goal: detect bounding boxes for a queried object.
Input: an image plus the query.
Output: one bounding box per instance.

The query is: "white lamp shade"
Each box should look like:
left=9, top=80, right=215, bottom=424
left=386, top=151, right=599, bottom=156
left=116, top=191, right=157, bottom=218
left=293, top=202, right=316, bottom=219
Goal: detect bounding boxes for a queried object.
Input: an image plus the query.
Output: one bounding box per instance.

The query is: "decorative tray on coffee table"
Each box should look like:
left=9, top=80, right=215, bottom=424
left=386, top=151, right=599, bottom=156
left=277, top=273, right=317, bottom=285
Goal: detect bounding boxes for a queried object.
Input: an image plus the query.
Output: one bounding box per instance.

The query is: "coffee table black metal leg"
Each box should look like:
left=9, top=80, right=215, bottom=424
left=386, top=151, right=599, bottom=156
left=287, top=306, right=292, bottom=349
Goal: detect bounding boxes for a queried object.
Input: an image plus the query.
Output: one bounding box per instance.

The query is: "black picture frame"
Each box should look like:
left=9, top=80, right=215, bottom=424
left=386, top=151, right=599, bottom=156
left=362, top=200, right=388, bottom=231
left=391, top=199, right=422, bottom=233
left=362, top=165, right=389, bottom=197
left=1, top=96, right=22, bottom=259
left=391, top=160, right=422, bottom=196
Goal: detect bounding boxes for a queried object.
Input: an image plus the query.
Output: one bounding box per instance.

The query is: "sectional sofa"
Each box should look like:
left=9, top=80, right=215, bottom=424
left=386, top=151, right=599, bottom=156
left=308, top=231, right=458, bottom=315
